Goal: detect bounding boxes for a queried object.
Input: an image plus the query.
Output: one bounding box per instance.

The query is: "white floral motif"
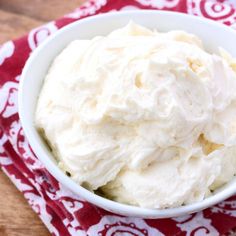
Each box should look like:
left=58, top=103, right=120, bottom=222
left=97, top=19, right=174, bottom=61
left=0, top=131, right=12, bottom=169
left=65, top=0, right=107, bottom=19
left=135, top=0, right=180, bottom=8
left=120, top=6, right=141, bottom=11
left=204, top=2, right=233, bottom=18
left=17, top=128, right=44, bottom=169
left=0, top=80, right=18, bottom=118
left=6, top=171, right=33, bottom=192
left=6, top=120, right=44, bottom=170
left=28, top=22, right=58, bottom=51
left=0, top=156, right=12, bottom=166
left=87, top=215, right=164, bottom=236
left=25, top=192, right=59, bottom=236
left=187, top=0, right=236, bottom=26
left=64, top=219, right=87, bottom=236
left=67, top=219, right=87, bottom=236
left=0, top=131, right=8, bottom=154
left=211, top=199, right=236, bottom=217
left=174, top=212, right=219, bottom=236
left=0, top=41, right=15, bottom=65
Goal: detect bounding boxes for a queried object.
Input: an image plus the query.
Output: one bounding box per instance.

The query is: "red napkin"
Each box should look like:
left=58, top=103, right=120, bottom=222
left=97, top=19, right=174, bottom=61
left=1, top=0, right=236, bottom=235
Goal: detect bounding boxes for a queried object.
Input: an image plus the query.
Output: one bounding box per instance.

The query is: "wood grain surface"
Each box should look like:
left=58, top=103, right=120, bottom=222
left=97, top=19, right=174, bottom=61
left=0, top=0, right=85, bottom=44
left=0, top=1, right=85, bottom=235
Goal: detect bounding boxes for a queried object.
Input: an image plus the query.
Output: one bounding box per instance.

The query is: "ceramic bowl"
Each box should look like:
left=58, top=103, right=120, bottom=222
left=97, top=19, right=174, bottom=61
left=18, top=10, right=236, bottom=218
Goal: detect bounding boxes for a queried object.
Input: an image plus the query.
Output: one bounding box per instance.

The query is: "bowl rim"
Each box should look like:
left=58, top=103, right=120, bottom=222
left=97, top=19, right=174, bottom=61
left=18, top=10, right=236, bottom=218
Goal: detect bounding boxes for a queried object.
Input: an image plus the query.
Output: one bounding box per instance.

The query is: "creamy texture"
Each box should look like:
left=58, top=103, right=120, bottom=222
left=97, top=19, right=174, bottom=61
left=35, top=22, right=236, bottom=208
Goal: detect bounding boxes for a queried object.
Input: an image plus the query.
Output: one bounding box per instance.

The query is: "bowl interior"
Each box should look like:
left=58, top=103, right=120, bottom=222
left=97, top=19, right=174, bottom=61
left=19, top=10, right=236, bottom=218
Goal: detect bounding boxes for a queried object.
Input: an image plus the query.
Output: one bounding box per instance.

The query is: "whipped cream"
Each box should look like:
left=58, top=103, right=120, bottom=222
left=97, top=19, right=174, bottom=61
left=35, top=22, right=236, bottom=208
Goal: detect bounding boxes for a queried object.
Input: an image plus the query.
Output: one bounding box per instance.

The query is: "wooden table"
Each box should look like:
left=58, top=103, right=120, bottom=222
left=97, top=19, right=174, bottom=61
left=0, top=1, right=85, bottom=235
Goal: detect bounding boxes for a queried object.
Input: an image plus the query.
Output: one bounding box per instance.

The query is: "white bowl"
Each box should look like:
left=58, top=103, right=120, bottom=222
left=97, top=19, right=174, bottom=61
left=18, top=10, right=236, bottom=218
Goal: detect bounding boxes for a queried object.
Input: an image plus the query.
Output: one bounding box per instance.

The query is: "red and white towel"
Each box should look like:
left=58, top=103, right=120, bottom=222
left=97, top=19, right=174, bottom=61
left=1, top=1, right=236, bottom=235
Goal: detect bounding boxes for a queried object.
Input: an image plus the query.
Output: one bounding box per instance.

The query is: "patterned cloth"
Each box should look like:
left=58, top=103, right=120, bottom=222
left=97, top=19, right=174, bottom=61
left=1, top=0, right=236, bottom=235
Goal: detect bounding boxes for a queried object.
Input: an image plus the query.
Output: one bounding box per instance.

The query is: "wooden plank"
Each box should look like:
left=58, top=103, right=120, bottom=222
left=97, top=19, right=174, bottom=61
left=0, top=1, right=86, bottom=235
left=0, top=0, right=85, bottom=21
left=0, top=9, right=43, bottom=44
left=0, top=170, right=50, bottom=236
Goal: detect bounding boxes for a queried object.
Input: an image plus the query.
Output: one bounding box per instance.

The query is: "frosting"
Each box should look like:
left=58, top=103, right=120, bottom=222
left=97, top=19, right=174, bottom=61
left=35, top=22, right=236, bottom=208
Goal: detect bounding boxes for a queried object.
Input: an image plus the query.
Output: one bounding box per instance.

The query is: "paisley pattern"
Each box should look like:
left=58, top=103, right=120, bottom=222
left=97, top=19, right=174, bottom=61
left=174, top=212, right=219, bottom=236
left=187, top=0, right=236, bottom=25
left=87, top=216, right=164, bottom=236
left=28, top=22, right=58, bottom=50
left=1, top=0, right=236, bottom=235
